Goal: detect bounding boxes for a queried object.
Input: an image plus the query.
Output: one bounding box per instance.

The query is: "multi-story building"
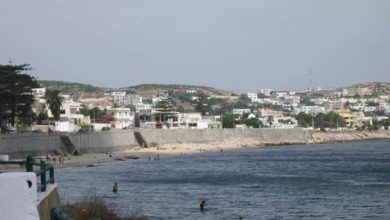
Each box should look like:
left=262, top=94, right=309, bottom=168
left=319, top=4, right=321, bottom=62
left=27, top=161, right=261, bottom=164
left=106, top=107, right=134, bottom=129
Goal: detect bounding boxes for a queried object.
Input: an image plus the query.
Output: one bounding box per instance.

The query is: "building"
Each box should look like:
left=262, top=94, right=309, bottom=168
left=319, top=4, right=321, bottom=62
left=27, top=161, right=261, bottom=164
left=233, top=109, right=251, bottom=115
left=31, top=88, right=46, bottom=99
left=336, top=109, right=357, bottom=127
left=106, top=108, right=135, bottom=129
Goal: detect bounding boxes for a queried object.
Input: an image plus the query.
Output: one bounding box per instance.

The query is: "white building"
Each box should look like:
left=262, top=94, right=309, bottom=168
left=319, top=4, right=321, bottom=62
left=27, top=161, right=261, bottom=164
left=104, top=91, right=128, bottom=105
left=31, top=88, right=46, bottom=99
left=106, top=108, right=134, bottom=129
left=247, top=93, right=258, bottom=102
left=233, top=109, right=251, bottom=115
left=259, top=89, right=273, bottom=96
left=54, top=98, right=89, bottom=132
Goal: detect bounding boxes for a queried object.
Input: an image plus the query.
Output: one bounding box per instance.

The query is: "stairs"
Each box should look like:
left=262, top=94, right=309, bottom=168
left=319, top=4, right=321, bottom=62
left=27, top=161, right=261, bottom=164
left=134, top=131, right=148, bottom=148
left=59, top=135, right=79, bottom=155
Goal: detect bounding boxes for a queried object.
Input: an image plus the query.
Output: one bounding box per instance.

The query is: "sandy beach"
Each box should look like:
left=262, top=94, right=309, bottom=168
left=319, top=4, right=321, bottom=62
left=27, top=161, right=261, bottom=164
left=0, top=138, right=281, bottom=172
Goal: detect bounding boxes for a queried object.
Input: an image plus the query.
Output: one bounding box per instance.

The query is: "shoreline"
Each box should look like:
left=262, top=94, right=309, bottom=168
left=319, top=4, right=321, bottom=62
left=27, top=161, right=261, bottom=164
left=1, top=135, right=389, bottom=172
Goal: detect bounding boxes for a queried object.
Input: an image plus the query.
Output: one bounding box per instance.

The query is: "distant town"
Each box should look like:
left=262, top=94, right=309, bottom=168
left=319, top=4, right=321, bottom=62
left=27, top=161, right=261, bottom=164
left=1, top=65, right=389, bottom=133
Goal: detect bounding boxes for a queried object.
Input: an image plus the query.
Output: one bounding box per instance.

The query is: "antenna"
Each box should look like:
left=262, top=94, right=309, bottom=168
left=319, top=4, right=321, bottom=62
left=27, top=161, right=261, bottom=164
left=8, top=57, right=13, bottom=64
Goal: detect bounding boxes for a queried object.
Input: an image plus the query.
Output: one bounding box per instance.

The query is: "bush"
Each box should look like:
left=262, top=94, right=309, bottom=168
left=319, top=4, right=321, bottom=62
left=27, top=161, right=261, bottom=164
left=62, top=194, right=148, bottom=220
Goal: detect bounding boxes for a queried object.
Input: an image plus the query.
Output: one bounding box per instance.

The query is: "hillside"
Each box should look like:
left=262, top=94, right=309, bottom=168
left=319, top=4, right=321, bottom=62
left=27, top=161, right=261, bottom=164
left=38, top=81, right=234, bottom=99
left=121, top=84, right=233, bottom=97
left=38, top=80, right=108, bottom=99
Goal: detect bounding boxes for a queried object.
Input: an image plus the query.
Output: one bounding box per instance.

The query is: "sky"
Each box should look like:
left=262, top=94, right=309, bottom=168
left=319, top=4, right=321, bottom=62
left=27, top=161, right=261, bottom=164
left=0, top=0, right=389, bottom=91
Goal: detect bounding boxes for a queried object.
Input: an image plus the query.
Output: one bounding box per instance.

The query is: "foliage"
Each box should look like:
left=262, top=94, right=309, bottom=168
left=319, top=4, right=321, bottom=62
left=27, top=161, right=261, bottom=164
left=45, top=89, right=64, bottom=121
left=245, top=117, right=261, bottom=128
left=295, top=112, right=345, bottom=129
left=300, top=97, right=315, bottom=106
left=295, top=112, right=313, bottom=127
left=63, top=193, right=148, bottom=220
left=80, top=107, right=104, bottom=121
left=125, top=104, right=136, bottom=112
left=222, top=114, right=235, bottom=128
left=155, top=97, right=176, bottom=123
left=37, top=112, right=48, bottom=125
left=0, top=64, right=39, bottom=130
left=194, top=93, right=212, bottom=116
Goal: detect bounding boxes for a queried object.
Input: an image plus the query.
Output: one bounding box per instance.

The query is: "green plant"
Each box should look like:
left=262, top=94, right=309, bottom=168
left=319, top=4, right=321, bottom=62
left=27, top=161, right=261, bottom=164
left=62, top=194, right=148, bottom=220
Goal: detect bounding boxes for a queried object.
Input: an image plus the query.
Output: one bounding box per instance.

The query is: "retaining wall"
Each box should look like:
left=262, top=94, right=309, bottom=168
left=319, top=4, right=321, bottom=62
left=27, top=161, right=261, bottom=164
left=0, top=133, right=65, bottom=159
left=67, top=130, right=138, bottom=154
left=0, top=131, right=139, bottom=158
left=138, top=128, right=309, bottom=145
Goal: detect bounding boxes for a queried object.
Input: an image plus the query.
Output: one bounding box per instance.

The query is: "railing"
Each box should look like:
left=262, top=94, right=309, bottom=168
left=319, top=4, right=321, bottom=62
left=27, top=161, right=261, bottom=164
left=0, top=155, right=55, bottom=192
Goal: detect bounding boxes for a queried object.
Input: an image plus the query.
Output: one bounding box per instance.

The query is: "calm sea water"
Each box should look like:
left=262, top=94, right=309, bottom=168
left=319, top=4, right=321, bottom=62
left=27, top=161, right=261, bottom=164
left=56, top=140, right=390, bottom=220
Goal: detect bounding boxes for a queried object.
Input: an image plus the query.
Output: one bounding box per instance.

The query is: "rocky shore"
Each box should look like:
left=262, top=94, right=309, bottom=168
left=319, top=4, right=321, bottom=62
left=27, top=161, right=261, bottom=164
left=309, top=130, right=390, bottom=144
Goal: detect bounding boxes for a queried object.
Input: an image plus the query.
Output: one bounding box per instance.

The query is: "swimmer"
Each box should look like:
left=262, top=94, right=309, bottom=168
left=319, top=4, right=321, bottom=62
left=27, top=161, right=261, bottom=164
left=112, top=182, right=118, bottom=193
left=200, top=200, right=206, bottom=211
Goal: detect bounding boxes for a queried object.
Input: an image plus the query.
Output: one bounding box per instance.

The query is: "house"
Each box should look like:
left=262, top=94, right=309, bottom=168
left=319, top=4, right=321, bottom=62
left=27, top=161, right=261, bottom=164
left=233, top=109, right=251, bottom=115
left=54, top=98, right=89, bottom=132
left=106, top=107, right=134, bottom=129
left=336, top=109, right=357, bottom=127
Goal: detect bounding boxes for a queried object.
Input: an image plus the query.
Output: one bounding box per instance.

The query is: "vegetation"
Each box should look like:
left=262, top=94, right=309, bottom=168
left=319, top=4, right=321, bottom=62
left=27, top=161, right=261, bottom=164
left=62, top=194, right=148, bottom=220
left=39, top=80, right=103, bottom=93
left=194, top=93, right=212, bottom=116
left=295, top=112, right=345, bottom=129
left=245, top=117, right=262, bottom=128
left=45, top=89, right=64, bottom=121
left=155, top=97, right=176, bottom=124
left=0, top=64, right=39, bottom=131
left=222, top=114, right=235, bottom=128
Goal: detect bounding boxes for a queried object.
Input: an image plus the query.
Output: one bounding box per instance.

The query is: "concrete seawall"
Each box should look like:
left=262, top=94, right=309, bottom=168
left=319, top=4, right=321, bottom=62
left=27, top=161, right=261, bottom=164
left=1, top=129, right=389, bottom=158
left=138, top=128, right=309, bottom=145
left=0, top=131, right=139, bottom=159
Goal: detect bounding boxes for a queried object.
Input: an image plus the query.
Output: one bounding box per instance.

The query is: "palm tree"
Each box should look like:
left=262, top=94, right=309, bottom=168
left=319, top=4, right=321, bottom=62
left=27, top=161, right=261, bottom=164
left=45, top=89, right=63, bottom=121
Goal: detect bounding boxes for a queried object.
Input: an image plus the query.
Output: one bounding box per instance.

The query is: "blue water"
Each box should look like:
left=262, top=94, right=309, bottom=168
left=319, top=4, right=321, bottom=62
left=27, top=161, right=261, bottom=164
left=56, top=140, right=390, bottom=219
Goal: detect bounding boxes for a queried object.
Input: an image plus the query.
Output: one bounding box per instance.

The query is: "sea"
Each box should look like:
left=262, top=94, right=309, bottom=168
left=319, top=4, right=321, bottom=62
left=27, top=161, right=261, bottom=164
left=56, top=140, right=390, bottom=220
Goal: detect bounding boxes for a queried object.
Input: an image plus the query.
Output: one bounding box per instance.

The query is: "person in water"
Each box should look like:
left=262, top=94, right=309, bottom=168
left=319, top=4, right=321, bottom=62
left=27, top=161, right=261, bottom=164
left=200, top=200, right=206, bottom=211
left=112, top=182, right=118, bottom=193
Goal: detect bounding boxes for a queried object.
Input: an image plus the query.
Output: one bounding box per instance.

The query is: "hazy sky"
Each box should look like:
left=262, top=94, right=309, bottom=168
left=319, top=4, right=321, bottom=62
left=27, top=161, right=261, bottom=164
left=1, top=0, right=389, bottom=91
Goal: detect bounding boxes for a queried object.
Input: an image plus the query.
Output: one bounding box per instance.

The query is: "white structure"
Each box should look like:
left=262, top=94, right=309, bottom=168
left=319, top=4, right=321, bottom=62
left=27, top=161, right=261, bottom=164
left=104, top=91, right=128, bottom=105
left=247, top=93, right=258, bottom=102
left=233, top=109, right=251, bottom=115
left=53, top=98, right=90, bottom=132
left=106, top=107, right=134, bottom=129
left=0, top=172, right=40, bottom=220
left=178, top=113, right=202, bottom=128
left=31, top=88, right=46, bottom=99
left=294, top=106, right=327, bottom=116
left=259, top=89, right=273, bottom=96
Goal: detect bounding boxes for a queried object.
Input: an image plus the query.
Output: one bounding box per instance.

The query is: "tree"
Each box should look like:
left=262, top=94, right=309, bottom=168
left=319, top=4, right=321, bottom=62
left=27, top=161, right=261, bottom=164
left=245, top=117, right=261, bottom=128
left=37, top=112, right=48, bottom=125
left=45, top=89, right=63, bottom=121
left=295, top=112, right=313, bottom=127
left=222, top=114, right=235, bottom=128
left=155, top=97, right=176, bottom=123
left=0, top=64, right=39, bottom=130
left=194, top=93, right=212, bottom=116
left=267, top=116, right=274, bottom=126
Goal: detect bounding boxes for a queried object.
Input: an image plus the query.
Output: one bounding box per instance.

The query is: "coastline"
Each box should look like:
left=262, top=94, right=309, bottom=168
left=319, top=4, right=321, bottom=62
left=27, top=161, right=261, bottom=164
left=1, top=130, right=390, bottom=172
